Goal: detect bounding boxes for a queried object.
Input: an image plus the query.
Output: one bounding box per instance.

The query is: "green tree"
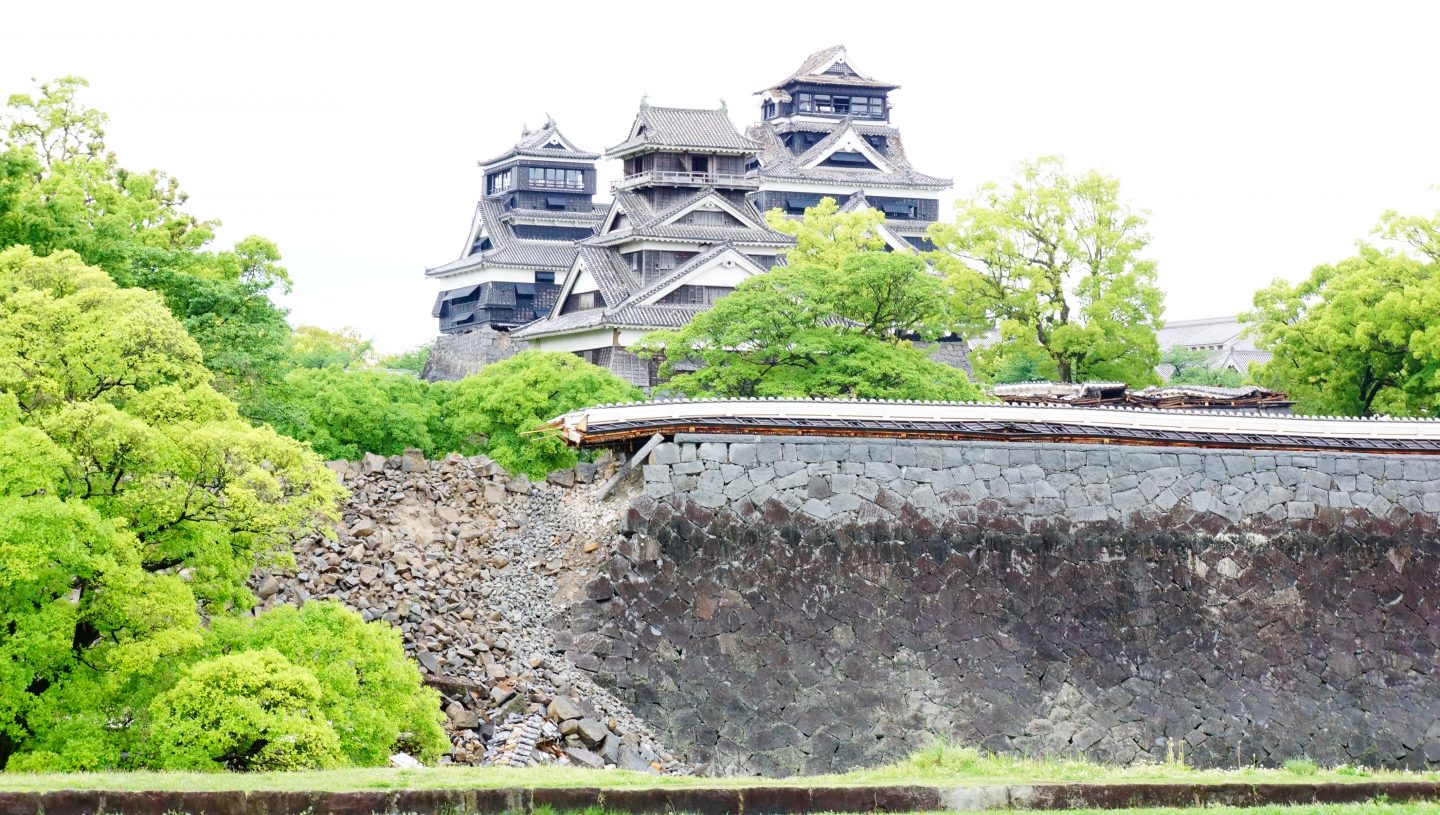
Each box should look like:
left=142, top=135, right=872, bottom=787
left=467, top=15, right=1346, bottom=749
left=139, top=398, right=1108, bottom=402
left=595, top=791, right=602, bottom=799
left=763, top=196, right=886, bottom=268
left=144, top=649, right=344, bottom=772
left=272, top=367, right=440, bottom=460
left=0, top=247, right=347, bottom=771
left=378, top=343, right=432, bottom=375
left=637, top=203, right=981, bottom=401
left=1160, top=348, right=1244, bottom=387
left=0, top=77, right=294, bottom=421
left=290, top=325, right=373, bottom=370
left=928, top=156, right=1164, bottom=385
left=204, top=603, right=447, bottom=765
left=1246, top=206, right=1440, bottom=416
left=448, top=352, right=642, bottom=478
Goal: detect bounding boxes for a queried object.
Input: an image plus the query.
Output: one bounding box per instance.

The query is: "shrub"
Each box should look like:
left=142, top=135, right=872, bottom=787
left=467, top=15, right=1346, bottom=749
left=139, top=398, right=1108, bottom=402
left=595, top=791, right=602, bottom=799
left=206, top=602, right=447, bottom=765
left=448, top=351, right=643, bottom=478
left=145, top=649, right=343, bottom=771
left=1284, top=757, right=1320, bottom=776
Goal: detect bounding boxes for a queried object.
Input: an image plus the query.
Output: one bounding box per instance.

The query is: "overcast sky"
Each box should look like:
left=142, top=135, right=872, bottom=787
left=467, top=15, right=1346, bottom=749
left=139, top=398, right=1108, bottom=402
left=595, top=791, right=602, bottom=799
left=5, top=1, right=1439, bottom=352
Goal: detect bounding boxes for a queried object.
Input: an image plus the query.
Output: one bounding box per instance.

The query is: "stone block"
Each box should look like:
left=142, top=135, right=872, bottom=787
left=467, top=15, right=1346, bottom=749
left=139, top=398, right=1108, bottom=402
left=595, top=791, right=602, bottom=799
left=642, top=464, right=669, bottom=483
left=865, top=461, right=901, bottom=481
left=729, top=443, right=757, bottom=466
left=650, top=442, right=681, bottom=465
left=699, top=442, right=728, bottom=462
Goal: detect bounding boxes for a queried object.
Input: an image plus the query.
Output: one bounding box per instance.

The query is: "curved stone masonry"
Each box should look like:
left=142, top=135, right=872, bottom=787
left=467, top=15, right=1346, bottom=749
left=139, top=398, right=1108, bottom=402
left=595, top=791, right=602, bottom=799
left=558, top=433, right=1440, bottom=776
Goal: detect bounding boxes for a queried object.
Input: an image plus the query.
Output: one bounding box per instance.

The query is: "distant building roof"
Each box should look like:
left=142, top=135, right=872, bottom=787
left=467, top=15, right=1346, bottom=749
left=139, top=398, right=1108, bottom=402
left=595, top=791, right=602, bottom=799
left=1157, top=314, right=1271, bottom=375
left=607, top=105, right=759, bottom=157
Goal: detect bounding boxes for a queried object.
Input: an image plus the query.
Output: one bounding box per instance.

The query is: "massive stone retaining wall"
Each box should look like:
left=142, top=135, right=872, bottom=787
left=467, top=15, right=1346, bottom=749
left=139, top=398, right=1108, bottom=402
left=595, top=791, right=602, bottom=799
left=559, top=434, right=1440, bottom=775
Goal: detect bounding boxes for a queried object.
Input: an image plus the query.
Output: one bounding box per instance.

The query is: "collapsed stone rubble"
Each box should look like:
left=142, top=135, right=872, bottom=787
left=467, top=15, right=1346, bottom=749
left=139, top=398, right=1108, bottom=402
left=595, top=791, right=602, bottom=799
left=251, top=449, right=687, bottom=773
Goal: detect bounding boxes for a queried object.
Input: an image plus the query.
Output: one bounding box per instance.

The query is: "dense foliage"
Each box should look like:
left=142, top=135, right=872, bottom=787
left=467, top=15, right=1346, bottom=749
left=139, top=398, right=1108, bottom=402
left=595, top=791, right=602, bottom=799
left=636, top=200, right=983, bottom=401
left=447, top=351, right=643, bottom=478
left=379, top=343, right=432, bottom=375
left=0, top=248, right=434, bottom=772
left=0, top=77, right=295, bottom=422
left=270, top=367, right=457, bottom=461
left=928, top=156, right=1164, bottom=386
left=144, top=650, right=344, bottom=772
left=204, top=603, right=447, bottom=766
left=1246, top=206, right=1440, bottom=416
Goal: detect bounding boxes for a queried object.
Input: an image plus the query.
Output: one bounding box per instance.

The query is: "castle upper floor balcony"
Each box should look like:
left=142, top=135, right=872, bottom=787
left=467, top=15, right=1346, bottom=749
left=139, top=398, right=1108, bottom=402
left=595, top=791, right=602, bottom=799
left=612, top=170, right=760, bottom=192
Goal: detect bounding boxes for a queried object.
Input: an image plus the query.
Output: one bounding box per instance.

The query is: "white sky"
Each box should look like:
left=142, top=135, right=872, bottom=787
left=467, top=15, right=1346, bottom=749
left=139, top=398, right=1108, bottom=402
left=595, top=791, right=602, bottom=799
left=5, top=0, right=1439, bottom=353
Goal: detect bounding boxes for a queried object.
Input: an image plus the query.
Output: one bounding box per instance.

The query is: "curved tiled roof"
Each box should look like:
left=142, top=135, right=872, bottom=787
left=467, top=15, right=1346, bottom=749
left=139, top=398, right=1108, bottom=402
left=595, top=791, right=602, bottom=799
left=478, top=119, right=600, bottom=166
left=747, top=119, right=950, bottom=190
left=607, top=105, right=759, bottom=157
left=426, top=199, right=597, bottom=276
left=757, top=45, right=899, bottom=94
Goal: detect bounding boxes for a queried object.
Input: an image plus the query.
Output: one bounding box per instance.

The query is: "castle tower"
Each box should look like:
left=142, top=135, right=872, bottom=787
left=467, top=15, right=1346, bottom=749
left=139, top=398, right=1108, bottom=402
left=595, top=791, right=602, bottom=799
left=512, top=104, right=791, bottom=386
left=747, top=46, right=952, bottom=250
left=425, top=119, right=604, bottom=334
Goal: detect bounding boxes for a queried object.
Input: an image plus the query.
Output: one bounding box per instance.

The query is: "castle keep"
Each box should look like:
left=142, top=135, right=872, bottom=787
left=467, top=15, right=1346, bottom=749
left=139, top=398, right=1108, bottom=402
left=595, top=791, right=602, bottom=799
left=424, top=47, right=950, bottom=385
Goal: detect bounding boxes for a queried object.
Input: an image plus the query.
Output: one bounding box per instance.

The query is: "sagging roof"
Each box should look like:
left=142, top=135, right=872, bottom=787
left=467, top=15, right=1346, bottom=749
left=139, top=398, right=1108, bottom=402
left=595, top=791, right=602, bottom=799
left=607, top=104, right=759, bottom=157
left=547, top=398, right=1440, bottom=454
left=992, top=381, right=1293, bottom=412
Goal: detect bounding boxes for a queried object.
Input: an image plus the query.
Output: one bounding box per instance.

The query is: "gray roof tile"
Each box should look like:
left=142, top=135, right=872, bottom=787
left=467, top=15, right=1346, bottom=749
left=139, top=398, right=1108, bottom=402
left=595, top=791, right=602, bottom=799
left=758, top=45, right=899, bottom=93
left=478, top=118, right=600, bottom=166
left=426, top=199, right=597, bottom=276
left=747, top=119, right=950, bottom=190
left=607, top=105, right=759, bottom=157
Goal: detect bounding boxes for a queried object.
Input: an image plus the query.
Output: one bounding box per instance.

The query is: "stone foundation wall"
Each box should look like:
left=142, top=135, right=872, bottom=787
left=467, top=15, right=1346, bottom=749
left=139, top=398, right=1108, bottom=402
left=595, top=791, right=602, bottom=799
left=559, top=434, right=1440, bottom=775
left=423, top=327, right=520, bottom=382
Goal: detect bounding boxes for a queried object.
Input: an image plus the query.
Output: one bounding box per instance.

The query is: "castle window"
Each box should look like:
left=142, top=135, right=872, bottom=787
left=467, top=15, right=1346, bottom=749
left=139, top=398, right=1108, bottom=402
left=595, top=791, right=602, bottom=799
left=487, top=170, right=512, bottom=194
left=823, top=151, right=876, bottom=169
left=762, top=100, right=776, bottom=119
left=529, top=167, right=585, bottom=190
left=688, top=209, right=727, bottom=226
left=535, top=271, right=555, bottom=284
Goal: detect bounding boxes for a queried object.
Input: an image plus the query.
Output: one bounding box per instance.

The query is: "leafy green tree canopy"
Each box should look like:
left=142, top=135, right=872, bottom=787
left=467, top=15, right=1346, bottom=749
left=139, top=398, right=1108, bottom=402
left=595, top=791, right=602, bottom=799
left=0, top=247, right=346, bottom=771
left=144, top=649, right=344, bottom=772
left=448, top=351, right=643, bottom=479
left=204, top=602, right=447, bottom=766
left=928, top=156, right=1164, bottom=386
left=638, top=201, right=981, bottom=401
left=290, top=325, right=374, bottom=370
left=1, top=77, right=293, bottom=420
left=1246, top=204, right=1440, bottom=416
left=271, top=367, right=443, bottom=461
left=378, top=343, right=433, bottom=376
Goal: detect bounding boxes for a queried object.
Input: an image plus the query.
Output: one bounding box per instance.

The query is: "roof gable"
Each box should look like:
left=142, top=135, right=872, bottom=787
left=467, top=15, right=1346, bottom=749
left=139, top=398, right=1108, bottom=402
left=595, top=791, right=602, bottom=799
left=759, top=45, right=899, bottom=93
left=625, top=245, right=768, bottom=307
left=657, top=189, right=769, bottom=231
left=800, top=124, right=894, bottom=172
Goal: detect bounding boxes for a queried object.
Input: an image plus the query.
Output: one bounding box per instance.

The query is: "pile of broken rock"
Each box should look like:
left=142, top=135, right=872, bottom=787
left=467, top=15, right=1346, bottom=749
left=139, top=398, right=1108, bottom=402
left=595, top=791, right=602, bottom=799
left=250, top=448, right=687, bottom=774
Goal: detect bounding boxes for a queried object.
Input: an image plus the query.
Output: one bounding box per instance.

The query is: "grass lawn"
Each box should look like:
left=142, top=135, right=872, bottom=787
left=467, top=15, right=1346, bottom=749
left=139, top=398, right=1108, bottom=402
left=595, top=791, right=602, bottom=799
left=2, top=745, right=1439, bottom=793
left=1026, top=808, right=1440, bottom=815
